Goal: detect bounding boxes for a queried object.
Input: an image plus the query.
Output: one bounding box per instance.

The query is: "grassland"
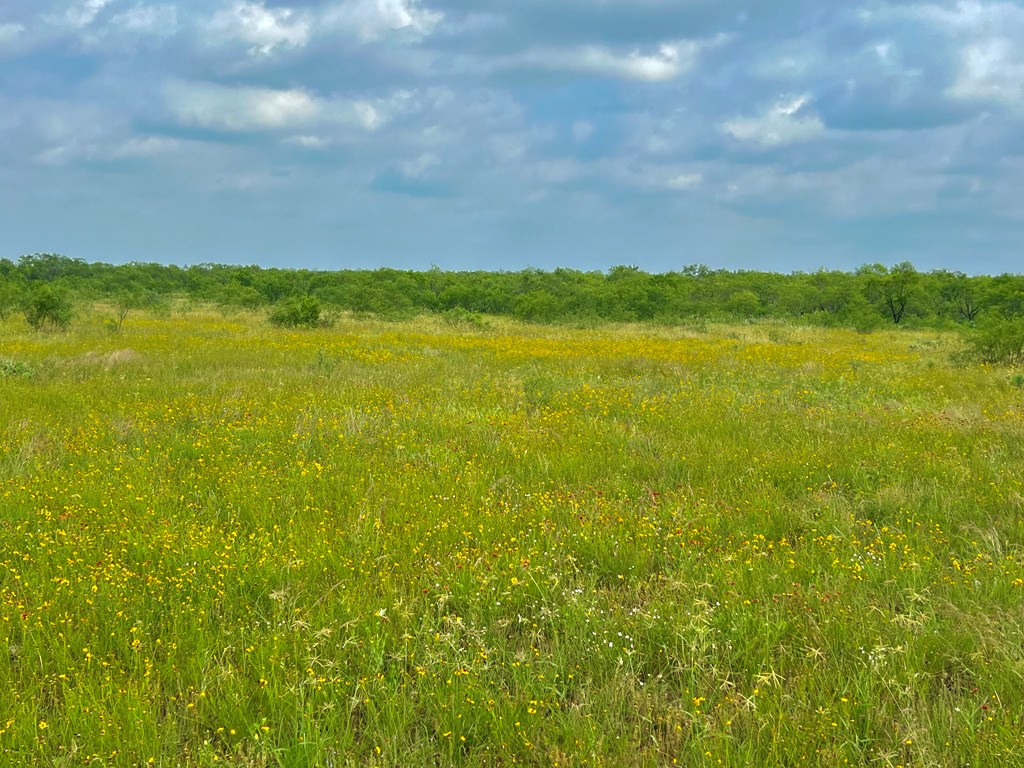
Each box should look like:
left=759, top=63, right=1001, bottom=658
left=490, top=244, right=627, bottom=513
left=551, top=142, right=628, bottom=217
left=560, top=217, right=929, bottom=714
left=1, top=308, right=1023, bottom=767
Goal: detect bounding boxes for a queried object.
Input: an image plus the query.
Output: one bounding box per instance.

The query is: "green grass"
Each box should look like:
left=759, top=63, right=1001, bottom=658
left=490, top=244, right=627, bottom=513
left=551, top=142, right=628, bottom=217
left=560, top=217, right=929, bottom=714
left=0, top=309, right=1022, bottom=766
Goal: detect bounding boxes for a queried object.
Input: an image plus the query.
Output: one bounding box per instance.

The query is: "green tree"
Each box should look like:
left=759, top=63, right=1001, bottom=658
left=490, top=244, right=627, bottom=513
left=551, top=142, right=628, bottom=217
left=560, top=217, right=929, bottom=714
left=859, top=262, right=920, bottom=324
left=24, top=285, right=72, bottom=330
left=934, top=270, right=987, bottom=323
left=726, top=289, right=763, bottom=317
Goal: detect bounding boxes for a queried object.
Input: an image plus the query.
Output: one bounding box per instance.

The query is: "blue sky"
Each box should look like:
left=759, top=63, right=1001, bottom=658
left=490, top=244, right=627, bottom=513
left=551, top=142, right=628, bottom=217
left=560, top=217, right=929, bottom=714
left=1, top=0, right=1022, bottom=273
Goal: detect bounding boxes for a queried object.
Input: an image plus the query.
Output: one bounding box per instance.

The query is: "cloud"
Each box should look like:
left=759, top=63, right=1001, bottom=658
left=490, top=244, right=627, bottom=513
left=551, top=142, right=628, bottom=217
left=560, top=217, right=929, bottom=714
left=571, top=121, right=594, bottom=142
left=0, top=23, right=26, bottom=46
left=165, top=81, right=322, bottom=131
left=594, top=158, right=706, bottom=194
left=858, top=0, right=1024, bottom=114
left=38, top=135, right=183, bottom=166
left=397, top=151, right=440, bottom=177
left=47, top=0, right=114, bottom=30
left=108, top=135, right=182, bottom=158
left=948, top=39, right=1024, bottom=111
left=2, top=0, right=1024, bottom=272
left=512, top=40, right=699, bottom=82
left=321, top=0, right=443, bottom=42
left=665, top=173, right=702, bottom=191
left=207, top=1, right=312, bottom=55
left=163, top=80, right=412, bottom=134
left=109, top=4, right=179, bottom=37
left=723, top=95, right=826, bottom=147
left=283, top=134, right=332, bottom=149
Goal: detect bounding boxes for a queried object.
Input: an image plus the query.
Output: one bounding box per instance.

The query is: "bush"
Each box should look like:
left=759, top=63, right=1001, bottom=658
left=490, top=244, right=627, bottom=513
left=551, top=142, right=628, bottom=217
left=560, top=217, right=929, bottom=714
left=0, top=284, right=20, bottom=320
left=964, top=317, right=1024, bottom=366
left=269, top=297, right=326, bottom=328
left=24, top=285, right=72, bottom=330
left=726, top=289, right=763, bottom=317
left=441, top=307, right=489, bottom=329
left=0, top=358, right=34, bottom=378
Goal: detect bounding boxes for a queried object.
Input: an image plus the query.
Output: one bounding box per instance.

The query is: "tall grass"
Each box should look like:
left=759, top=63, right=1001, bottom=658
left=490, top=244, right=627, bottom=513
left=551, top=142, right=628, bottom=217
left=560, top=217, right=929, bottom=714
left=0, top=309, right=1021, bottom=766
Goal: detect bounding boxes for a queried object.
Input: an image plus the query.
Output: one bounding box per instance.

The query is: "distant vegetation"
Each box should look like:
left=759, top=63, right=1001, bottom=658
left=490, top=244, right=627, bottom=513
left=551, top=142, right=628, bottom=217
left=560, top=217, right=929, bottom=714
left=3, top=252, right=1024, bottom=361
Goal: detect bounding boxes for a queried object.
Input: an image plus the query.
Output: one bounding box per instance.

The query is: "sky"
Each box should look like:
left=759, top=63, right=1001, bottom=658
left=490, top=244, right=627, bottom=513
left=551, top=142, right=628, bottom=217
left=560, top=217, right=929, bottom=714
left=0, top=0, right=1022, bottom=274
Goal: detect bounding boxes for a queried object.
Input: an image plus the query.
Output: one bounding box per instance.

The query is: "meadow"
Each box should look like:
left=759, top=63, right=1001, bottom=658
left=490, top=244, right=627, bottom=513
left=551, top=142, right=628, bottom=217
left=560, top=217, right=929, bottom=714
left=1, top=307, right=1022, bottom=767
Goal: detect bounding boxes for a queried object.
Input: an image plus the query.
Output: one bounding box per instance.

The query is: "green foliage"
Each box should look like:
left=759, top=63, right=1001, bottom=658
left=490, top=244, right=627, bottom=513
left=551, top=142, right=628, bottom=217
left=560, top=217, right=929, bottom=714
left=964, top=317, right=1024, bottom=366
left=440, top=307, right=489, bottom=328
left=859, top=262, right=921, bottom=324
left=23, top=284, right=72, bottom=330
left=5, top=252, right=1024, bottom=333
left=726, top=288, right=762, bottom=317
left=110, top=288, right=162, bottom=331
left=0, top=358, right=33, bottom=378
left=268, top=296, right=326, bottom=328
left=0, top=283, right=20, bottom=320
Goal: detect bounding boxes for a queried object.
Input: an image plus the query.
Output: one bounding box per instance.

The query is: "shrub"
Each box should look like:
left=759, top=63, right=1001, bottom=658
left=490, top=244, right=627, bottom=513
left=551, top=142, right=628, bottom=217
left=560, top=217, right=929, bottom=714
left=964, top=317, right=1024, bottom=366
left=269, top=297, right=325, bottom=328
left=726, top=289, right=763, bottom=317
left=24, top=285, right=72, bottom=330
left=441, top=307, right=489, bottom=329
left=0, top=358, right=33, bottom=378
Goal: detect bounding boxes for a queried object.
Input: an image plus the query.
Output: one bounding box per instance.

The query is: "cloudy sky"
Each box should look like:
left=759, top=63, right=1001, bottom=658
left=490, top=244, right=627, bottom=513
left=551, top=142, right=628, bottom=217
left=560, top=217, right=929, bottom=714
left=0, top=0, right=1022, bottom=273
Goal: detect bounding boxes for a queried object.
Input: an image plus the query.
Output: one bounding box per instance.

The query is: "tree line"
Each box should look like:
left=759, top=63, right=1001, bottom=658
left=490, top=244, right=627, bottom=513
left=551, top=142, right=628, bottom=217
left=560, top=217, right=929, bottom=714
left=1, top=253, right=1021, bottom=332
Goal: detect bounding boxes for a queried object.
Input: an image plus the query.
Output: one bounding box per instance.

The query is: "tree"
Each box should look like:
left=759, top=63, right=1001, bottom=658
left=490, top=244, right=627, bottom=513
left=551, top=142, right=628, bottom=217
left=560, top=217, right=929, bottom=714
left=24, top=285, right=72, bottom=330
left=726, top=289, right=763, bottom=317
left=112, top=288, right=159, bottom=331
left=859, top=262, right=920, bottom=324
left=17, top=253, right=88, bottom=281
left=934, top=270, right=986, bottom=323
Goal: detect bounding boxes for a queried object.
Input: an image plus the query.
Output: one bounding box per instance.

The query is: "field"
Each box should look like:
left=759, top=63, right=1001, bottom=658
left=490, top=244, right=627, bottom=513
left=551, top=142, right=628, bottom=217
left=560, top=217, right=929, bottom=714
left=1, top=308, right=1023, bottom=767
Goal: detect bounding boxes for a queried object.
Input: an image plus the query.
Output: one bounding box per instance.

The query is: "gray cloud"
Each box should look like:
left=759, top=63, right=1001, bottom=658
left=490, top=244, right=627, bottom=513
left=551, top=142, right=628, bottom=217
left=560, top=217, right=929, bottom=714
left=0, top=0, right=1021, bottom=272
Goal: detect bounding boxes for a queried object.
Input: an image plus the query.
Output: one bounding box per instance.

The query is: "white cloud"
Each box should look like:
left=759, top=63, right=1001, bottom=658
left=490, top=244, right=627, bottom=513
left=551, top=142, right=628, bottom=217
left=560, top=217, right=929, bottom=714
left=515, top=41, right=699, bottom=82
left=284, top=135, right=332, bottom=149
left=321, top=0, right=443, bottom=42
left=666, top=173, right=702, bottom=190
left=166, top=81, right=322, bottom=131
left=0, top=23, right=25, bottom=45
left=35, top=131, right=182, bottom=166
left=353, top=101, right=382, bottom=130
left=50, top=0, right=113, bottom=29
left=397, top=151, right=439, bottom=177
left=907, top=0, right=1021, bottom=33
left=948, top=39, right=1024, bottom=111
left=860, top=1, right=1024, bottom=112
left=164, top=81, right=406, bottom=134
left=208, top=1, right=311, bottom=55
left=109, top=5, right=179, bottom=37
left=723, top=95, right=826, bottom=148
